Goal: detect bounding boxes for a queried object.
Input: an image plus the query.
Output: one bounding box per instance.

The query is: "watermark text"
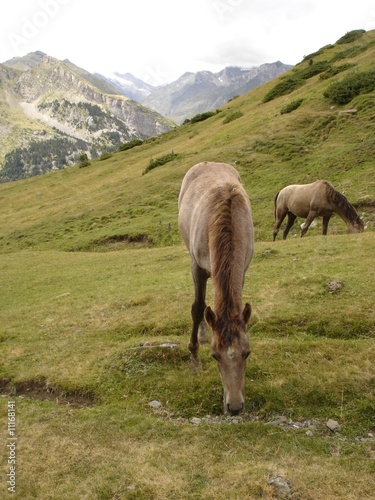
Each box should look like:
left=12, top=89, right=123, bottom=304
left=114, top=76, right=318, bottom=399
left=6, top=401, right=17, bottom=493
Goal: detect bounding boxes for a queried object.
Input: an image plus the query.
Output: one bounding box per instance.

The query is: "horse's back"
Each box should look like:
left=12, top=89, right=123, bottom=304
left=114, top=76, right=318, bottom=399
left=178, top=162, right=241, bottom=206
left=178, top=162, right=253, bottom=272
left=277, top=180, right=329, bottom=217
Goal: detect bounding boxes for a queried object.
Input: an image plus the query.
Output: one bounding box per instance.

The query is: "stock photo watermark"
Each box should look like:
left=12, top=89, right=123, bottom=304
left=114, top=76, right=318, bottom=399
left=5, top=401, right=17, bottom=493
left=7, top=0, right=71, bottom=54
left=211, top=0, right=244, bottom=22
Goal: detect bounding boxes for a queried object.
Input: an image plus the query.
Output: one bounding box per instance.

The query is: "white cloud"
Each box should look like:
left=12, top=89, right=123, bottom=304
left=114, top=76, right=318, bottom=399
left=1, top=0, right=375, bottom=84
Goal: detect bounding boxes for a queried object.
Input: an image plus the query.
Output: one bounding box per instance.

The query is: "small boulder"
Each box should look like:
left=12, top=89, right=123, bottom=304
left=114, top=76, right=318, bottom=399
left=326, top=419, right=340, bottom=432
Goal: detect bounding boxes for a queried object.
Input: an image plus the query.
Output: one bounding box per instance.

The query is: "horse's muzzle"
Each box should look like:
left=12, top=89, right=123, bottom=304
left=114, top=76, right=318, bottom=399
left=226, top=402, right=244, bottom=416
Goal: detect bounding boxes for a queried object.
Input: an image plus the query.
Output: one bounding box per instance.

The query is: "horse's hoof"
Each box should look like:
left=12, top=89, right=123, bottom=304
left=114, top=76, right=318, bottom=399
left=190, top=358, right=202, bottom=370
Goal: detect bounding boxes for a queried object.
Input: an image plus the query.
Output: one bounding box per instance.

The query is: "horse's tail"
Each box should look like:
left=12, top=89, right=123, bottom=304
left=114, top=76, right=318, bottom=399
left=274, top=191, right=280, bottom=219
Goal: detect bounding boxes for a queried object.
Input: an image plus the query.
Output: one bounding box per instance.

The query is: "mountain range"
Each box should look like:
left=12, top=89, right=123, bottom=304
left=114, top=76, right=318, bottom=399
left=0, top=51, right=291, bottom=182
left=97, top=62, right=292, bottom=124
left=0, top=52, right=173, bottom=182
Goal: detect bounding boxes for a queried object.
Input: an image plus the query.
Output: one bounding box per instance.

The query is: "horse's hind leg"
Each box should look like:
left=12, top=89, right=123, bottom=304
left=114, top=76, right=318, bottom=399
left=282, top=212, right=297, bottom=239
left=189, top=261, right=208, bottom=368
left=273, top=211, right=287, bottom=241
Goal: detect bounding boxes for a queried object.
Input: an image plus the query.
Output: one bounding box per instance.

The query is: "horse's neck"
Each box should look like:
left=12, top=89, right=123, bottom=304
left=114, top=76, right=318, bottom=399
left=334, top=203, right=356, bottom=227
left=208, top=185, right=249, bottom=317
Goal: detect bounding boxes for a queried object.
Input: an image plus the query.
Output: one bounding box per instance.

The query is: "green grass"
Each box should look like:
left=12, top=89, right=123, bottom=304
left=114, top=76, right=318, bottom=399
left=1, top=29, right=375, bottom=499
left=1, top=237, right=374, bottom=499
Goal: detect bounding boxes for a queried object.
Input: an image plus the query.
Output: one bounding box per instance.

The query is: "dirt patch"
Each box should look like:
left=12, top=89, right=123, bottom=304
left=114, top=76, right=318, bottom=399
left=0, top=378, right=96, bottom=408
left=355, top=200, right=375, bottom=214
left=91, top=233, right=153, bottom=250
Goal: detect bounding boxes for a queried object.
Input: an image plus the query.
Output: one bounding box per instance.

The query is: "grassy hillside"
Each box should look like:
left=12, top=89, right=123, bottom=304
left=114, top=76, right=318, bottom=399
left=0, top=30, right=374, bottom=499
left=1, top=30, right=375, bottom=251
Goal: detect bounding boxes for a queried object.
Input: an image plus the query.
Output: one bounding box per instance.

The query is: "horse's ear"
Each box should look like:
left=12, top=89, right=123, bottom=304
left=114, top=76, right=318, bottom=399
left=205, top=306, right=216, bottom=328
left=242, top=303, right=251, bottom=324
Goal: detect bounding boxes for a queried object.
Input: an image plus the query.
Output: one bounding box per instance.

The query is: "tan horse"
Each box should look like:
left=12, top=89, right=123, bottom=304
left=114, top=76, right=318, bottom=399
left=178, top=162, right=254, bottom=415
left=273, top=180, right=364, bottom=240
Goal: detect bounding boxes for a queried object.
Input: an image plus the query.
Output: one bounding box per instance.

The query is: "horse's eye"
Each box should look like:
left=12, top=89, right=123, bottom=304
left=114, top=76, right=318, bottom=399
left=243, top=350, right=251, bottom=359
left=212, top=352, right=221, bottom=361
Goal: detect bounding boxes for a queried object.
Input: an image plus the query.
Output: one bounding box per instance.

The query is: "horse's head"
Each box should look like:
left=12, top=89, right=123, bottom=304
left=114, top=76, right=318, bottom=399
left=205, top=303, right=251, bottom=415
left=348, top=216, right=364, bottom=234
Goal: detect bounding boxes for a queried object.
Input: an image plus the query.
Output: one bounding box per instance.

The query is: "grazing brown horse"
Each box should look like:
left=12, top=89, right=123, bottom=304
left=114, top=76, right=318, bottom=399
left=178, top=162, right=254, bottom=415
left=273, top=180, right=364, bottom=240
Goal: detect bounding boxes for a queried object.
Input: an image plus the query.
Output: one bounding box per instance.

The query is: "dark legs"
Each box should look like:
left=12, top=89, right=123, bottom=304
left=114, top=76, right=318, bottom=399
left=300, top=212, right=319, bottom=237
left=273, top=211, right=287, bottom=241
left=275, top=210, right=328, bottom=239
left=322, top=215, right=331, bottom=235
left=274, top=211, right=297, bottom=240
left=189, top=261, right=209, bottom=367
left=282, top=213, right=297, bottom=240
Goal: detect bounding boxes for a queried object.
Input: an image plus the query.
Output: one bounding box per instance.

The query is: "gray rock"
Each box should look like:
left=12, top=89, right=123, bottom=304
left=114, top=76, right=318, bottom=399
left=190, top=417, right=201, bottom=425
left=268, top=475, right=292, bottom=497
left=266, top=416, right=288, bottom=426
left=149, top=400, right=162, bottom=409
left=326, top=419, right=340, bottom=432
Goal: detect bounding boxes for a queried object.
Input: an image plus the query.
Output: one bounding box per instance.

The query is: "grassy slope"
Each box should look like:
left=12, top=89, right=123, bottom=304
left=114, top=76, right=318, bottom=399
left=0, top=31, right=374, bottom=499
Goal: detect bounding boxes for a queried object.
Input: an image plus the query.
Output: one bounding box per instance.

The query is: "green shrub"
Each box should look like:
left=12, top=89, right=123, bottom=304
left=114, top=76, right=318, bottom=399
left=319, top=63, right=356, bottom=80
left=189, top=111, right=216, bottom=124
left=330, top=45, right=369, bottom=62
left=78, top=153, right=90, bottom=168
left=263, top=60, right=333, bottom=103
left=143, top=152, right=178, bottom=175
left=99, top=152, right=113, bottom=161
left=222, top=111, right=244, bottom=123
left=336, top=29, right=365, bottom=45
left=263, top=76, right=304, bottom=103
left=298, top=60, right=331, bottom=79
left=324, top=70, right=375, bottom=105
left=119, top=139, right=143, bottom=151
left=280, top=99, right=303, bottom=114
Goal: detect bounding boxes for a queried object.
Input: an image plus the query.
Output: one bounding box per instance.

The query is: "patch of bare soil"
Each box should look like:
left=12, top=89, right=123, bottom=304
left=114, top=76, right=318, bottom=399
left=0, top=378, right=96, bottom=407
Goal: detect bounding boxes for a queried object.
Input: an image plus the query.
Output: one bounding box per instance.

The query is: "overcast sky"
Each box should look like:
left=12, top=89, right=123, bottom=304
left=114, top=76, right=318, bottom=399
left=1, top=0, right=375, bottom=85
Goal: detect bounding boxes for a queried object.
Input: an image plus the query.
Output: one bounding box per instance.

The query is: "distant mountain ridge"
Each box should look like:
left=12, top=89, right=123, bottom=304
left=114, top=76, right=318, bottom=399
left=0, top=51, right=291, bottom=182
left=98, top=61, right=293, bottom=123
left=0, top=52, right=174, bottom=182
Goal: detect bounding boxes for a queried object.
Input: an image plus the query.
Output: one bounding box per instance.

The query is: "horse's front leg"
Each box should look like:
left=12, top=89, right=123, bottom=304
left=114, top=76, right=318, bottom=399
left=300, top=212, right=317, bottom=237
left=322, top=215, right=332, bottom=235
left=189, top=261, right=208, bottom=368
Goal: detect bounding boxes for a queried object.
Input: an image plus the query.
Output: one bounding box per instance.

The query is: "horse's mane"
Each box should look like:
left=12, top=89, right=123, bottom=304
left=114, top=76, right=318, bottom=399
left=208, top=183, right=248, bottom=336
left=323, top=181, right=361, bottom=223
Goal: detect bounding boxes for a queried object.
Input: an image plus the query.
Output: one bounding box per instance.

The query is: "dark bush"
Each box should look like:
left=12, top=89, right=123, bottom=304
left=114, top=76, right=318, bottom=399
left=263, top=59, right=335, bottom=103
left=330, top=45, right=369, bottom=63
left=263, top=76, right=304, bottom=103
left=119, top=139, right=143, bottom=151
left=319, top=63, right=356, bottom=80
left=99, top=152, right=112, bottom=161
left=79, top=153, right=90, bottom=168
left=336, top=30, right=366, bottom=45
left=324, top=70, right=375, bottom=105
left=143, top=152, right=178, bottom=175
left=223, top=111, right=244, bottom=123
left=280, top=99, right=303, bottom=114
left=186, top=111, right=215, bottom=124
left=298, top=60, right=331, bottom=79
